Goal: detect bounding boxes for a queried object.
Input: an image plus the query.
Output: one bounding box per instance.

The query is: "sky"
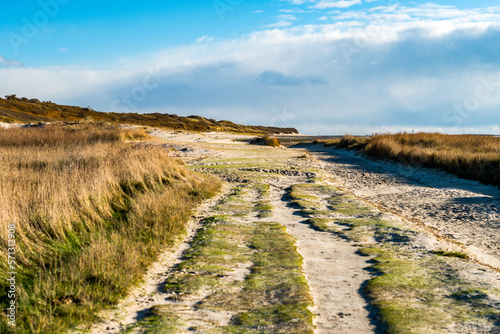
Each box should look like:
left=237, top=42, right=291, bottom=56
left=1, top=1, right=500, bottom=134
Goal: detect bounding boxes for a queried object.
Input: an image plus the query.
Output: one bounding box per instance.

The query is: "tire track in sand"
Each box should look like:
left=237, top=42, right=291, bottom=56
left=269, top=181, right=377, bottom=334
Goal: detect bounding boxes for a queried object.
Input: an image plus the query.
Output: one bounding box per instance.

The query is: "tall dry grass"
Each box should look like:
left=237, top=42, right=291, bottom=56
left=250, top=134, right=281, bottom=147
left=364, top=132, right=500, bottom=186
left=0, top=126, right=220, bottom=333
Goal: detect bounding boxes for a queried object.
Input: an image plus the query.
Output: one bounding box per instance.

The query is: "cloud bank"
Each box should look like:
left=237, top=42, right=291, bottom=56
left=1, top=3, right=500, bottom=134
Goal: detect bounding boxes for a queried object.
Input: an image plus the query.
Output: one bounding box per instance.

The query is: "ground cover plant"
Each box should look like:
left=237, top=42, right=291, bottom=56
left=0, top=125, right=219, bottom=333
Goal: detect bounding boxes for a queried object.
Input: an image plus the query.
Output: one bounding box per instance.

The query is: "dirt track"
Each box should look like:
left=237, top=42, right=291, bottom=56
left=83, top=131, right=500, bottom=333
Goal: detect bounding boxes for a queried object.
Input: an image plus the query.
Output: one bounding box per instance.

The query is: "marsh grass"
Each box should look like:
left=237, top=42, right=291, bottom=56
left=250, top=135, right=281, bottom=147
left=322, top=132, right=500, bottom=186
left=0, top=125, right=219, bottom=333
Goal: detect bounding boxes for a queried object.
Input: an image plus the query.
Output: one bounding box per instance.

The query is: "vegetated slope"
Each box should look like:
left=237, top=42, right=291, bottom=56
left=0, top=95, right=298, bottom=134
left=319, top=132, right=500, bottom=187
left=0, top=125, right=220, bottom=333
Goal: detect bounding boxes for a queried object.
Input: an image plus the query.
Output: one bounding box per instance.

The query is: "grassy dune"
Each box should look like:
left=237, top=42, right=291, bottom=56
left=0, top=95, right=298, bottom=134
left=0, top=125, right=220, bottom=333
left=321, top=133, right=500, bottom=186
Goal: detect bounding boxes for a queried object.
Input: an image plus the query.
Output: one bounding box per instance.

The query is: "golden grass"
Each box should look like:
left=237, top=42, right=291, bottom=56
left=0, top=124, right=148, bottom=147
left=0, top=126, right=220, bottom=333
left=365, top=133, right=500, bottom=186
left=250, top=135, right=281, bottom=147
left=321, top=132, right=500, bottom=186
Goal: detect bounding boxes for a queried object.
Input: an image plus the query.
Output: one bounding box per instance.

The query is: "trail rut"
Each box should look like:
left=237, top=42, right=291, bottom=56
left=269, top=182, right=377, bottom=333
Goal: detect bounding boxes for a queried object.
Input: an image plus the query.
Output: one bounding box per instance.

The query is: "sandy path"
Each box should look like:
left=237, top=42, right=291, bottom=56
left=269, top=182, right=377, bottom=334
left=301, top=145, right=500, bottom=270
left=80, top=131, right=500, bottom=333
left=84, top=174, right=378, bottom=333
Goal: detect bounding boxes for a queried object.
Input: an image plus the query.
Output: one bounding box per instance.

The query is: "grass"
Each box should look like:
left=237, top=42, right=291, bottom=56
left=126, top=307, right=180, bottom=334
left=0, top=125, right=220, bottom=333
left=304, top=218, right=331, bottom=231
left=325, top=195, right=373, bottom=217
left=0, top=95, right=298, bottom=134
left=250, top=135, right=282, bottom=147
left=359, top=248, right=451, bottom=334
left=255, top=201, right=274, bottom=218
left=361, top=247, right=500, bottom=333
left=318, top=132, right=500, bottom=187
left=433, top=251, right=469, bottom=259
left=215, top=187, right=254, bottom=216
left=221, top=221, right=314, bottom=333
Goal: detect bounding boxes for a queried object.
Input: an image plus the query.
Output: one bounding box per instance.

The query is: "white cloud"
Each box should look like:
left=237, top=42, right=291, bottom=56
left=312, top=0, right=361, bottom=9
left=266, top=21, right=293, bottom=28
left=0, top=55, right=23, bottom=67
left=196, top=36, right=215, bottom=43
left=2, top=3, right=500, bottom=134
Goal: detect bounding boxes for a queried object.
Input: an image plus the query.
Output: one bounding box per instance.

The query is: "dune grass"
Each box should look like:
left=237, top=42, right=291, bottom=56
left=0, top=95, right=298, bottom=134
left=0, top=125, right=220, bottom=333
left=320, top=132, right=500, bottom=187
left=250, top=134, right=282, bottom=147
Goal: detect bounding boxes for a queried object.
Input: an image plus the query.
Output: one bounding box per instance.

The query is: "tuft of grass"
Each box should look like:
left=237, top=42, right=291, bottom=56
left=215, top=187, right=254, bottom=216
left=0, top=125, right=220, bottom=333
left=316, top=135, right=369, bottom=150
left=124, top=306, right=180, bottom=334
left=304, top=218, right=331, bottom=231
left=254, top=200, right=274, bottom=218
left=433, top=251, right=469, bottom=259
left=250, top=135, right=281, bottom=147
left=326, top=195, right=373, bottom=216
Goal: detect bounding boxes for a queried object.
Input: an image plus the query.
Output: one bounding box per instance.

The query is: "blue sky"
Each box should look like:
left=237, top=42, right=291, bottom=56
left=1, top=1, right=500, bottom=134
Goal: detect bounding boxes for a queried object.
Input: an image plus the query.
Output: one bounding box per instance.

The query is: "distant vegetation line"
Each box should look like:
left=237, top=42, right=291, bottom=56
left=0, top=125, right=220, bottom=333
left=317, top=132, right=500, bottom=187
left=0, top=94, right=298, bottom=134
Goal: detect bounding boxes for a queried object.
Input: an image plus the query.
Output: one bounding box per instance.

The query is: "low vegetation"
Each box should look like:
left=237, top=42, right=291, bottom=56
left=0, top=95, right=298, bottom=134
left=250, top=134, right=282, bottom=147
left=318, top=132, right=500, bottom=187
left=0, top=125, right=220, bottom=333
